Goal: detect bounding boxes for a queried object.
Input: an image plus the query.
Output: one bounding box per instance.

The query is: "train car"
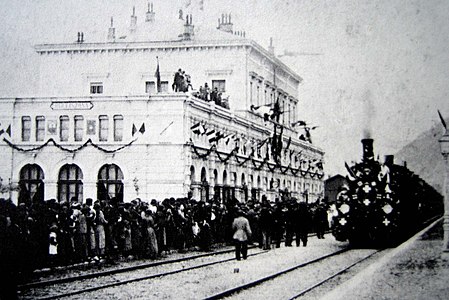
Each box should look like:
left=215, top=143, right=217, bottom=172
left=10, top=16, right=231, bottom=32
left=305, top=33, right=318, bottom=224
left=331, top=139, right=443, bottom=246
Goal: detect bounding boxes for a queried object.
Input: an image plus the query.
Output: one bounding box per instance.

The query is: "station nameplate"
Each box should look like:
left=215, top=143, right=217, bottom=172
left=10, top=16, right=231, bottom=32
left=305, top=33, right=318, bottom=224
left=51, top=101, right=93, bottom=110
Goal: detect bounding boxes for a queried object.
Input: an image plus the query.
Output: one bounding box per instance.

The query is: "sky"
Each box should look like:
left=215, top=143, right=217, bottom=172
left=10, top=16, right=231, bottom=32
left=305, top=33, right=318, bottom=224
left=0, top=0, right=448, bottom=176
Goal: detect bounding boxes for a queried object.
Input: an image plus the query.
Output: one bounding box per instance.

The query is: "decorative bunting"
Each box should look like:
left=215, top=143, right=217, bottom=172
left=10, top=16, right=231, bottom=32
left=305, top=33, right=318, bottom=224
left=3, top=137, right=136, bottom=154
left=189, top=141, right=324, bottom=178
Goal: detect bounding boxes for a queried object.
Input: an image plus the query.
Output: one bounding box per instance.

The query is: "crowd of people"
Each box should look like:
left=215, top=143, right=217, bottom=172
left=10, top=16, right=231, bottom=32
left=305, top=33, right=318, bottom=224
left=172, top=68, right=230, bottom=109
left=0, top=195, right=329, bottom=293
left=193, top=83, right=230, bottom=109
left=172, top=68, right=192, bottom=92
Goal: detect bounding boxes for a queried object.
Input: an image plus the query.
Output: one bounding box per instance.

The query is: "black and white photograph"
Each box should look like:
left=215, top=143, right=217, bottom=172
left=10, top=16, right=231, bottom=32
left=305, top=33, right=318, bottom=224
left=0, top=0, right=448, bottom=299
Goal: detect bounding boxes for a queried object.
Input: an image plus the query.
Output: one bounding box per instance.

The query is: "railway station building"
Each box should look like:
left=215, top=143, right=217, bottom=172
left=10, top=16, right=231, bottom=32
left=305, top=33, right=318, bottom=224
left=0, top=5, right=325, bottom=205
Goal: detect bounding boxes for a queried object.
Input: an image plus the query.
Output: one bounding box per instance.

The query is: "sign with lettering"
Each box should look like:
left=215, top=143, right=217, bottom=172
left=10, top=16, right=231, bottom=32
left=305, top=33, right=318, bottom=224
left=51, top=101, right=93, bottom=110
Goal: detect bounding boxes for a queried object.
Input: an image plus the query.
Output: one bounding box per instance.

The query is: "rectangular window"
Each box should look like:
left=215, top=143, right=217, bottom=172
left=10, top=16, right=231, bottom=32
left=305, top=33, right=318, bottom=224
left=60, top=116, right=69, bottom=141
left=35, top=116, right=45, bottom=141
left=74, top=115, right=84, bottom=142
left=90, top=82, right=103, bottom=94
left=161, top=81, right=169, bottom=92
left=212, top=80, right=226, bottom=93
left=99, top=115, right=109, bottom=141
left=145, top=81, right=155, bottom=94
left=250, top=82, right=253, bottom=104
left=22, top=116, right=31, bottom=142
left=256, top=86, right=260, bottom=106
left=113, top=115, right=123, bottom=141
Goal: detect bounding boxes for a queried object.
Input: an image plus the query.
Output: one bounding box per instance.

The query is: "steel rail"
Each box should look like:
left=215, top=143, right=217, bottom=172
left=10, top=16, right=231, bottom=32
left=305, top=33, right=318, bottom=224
left=19, top=247, right=236, bottom=290
left=289, top=249, right=383, bottom=299
left=204, top=248, right=350, bottom=300
left=35, top=250, right=269, bottom=300
left=22, top=232, right=325, bottom=290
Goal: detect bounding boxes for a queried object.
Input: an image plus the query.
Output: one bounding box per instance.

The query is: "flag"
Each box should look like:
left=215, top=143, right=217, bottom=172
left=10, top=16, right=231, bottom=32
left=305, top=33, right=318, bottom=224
left=139, top=123, right=146, bottom=134
left=250, top=104, right=272, bottom=121
left=205, top=129, right=215, bottom=138
left=5, top=125, right=11, bottom=137
left=191, top=122, right=206, bottom=135
left=132, top=124, right=137, bottom=136
left=209, top=131, right=224, bottom=143
left=345, top=162, right=356, bottom=178
left=155, top=57, right=161, bottom=93
left=224, top=133, right=235, bottom=145
left=271, top=99, right=281, bottom=122
left=292, top=120, right=307, bottom=127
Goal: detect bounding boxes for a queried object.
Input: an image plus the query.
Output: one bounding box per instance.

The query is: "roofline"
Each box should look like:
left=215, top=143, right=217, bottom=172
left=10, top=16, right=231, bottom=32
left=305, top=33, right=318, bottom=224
left=35, top=38, right=303, bottom=83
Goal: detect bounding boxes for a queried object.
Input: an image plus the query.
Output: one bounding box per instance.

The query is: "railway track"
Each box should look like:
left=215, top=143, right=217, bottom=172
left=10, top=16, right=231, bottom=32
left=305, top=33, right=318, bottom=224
left=203, top=248, right=376, bottom=299
left=19, top=246, right=240, bottom=290
left=21, top=233, right=327, bottom=291
left=20, top=248, right=270, bottom=300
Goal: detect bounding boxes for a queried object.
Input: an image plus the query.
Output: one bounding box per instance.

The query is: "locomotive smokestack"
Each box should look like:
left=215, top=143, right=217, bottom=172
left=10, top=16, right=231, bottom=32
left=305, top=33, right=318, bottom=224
left=384, top=155, right=394, bottom=167
left=361, top=139, right=374, bottom=162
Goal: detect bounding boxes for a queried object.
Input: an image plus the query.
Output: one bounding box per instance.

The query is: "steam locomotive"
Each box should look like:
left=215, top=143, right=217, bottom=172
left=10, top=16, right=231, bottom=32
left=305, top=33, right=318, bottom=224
left=331, top=139, right=443, bottom=246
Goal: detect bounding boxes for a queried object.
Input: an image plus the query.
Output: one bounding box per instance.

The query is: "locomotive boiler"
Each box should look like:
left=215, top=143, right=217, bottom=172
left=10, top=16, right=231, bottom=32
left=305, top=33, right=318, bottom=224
left=331, top=139, right=443, bottom=246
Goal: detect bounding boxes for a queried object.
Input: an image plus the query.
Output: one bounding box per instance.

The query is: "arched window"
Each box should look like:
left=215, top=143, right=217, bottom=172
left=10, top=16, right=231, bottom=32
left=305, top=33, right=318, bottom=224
left=190, top=166, right=196, bottom=183
left=58, top=164, right=83, bottom=203
left=213, top=169, right=220, bottom=202
left=19, top=164, right=44, bottom=206
left=97, top=164, right=124, bottom=202
left=241, top=173, right=248, bottom=202
left=200, top=167, right=209, bottom=202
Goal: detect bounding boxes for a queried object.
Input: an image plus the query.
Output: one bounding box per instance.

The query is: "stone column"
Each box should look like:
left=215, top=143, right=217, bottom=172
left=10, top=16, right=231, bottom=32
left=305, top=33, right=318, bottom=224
left=439, top=127, right=449, bottom=258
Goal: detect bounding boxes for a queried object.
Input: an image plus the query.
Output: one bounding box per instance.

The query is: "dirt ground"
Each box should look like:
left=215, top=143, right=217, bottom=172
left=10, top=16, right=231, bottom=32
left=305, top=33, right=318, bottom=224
left=323, top=221, right=449, bottom=300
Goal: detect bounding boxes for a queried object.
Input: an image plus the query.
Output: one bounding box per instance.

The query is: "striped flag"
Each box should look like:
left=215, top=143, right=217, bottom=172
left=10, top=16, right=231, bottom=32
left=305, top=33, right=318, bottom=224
left=191, top=122, right=206, bottom=135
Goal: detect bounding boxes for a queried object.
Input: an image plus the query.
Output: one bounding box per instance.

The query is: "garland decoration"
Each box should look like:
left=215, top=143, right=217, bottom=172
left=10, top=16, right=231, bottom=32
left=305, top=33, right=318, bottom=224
left=191, top=144, right=215, bottom=159
left=3, top=137, right=136, bottom=154
left=290, top=166, right=300, bottom=176
left=280, top=164, right=291, bottom=175
left=266, top=161, right=277, bottom=172
left=251, top=157, right=267, bottom=170
left=189, top=141, right=325, bottom=179
left=216, top=147, right=237, bottom=163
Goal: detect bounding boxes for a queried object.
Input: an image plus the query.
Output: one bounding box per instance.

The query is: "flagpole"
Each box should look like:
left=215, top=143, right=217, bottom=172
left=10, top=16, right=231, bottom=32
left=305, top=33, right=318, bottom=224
left=155, top=56, right=161, bottom=93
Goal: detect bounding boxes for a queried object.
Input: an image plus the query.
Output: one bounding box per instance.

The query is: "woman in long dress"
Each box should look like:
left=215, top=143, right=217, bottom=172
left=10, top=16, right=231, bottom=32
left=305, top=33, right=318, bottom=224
left=141, top=209, right=158, bottom=259
left=94, top=204, right=108, bottom=257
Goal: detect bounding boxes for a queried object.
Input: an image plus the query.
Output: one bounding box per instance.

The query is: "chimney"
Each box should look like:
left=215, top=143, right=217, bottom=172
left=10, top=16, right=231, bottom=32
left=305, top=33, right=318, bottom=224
left=146, top=2, right=155, bottom=23
left=217, top=13, right=233, bottom=33
left=183, top=14, right=194, bottom=40
left=384, top=155, right=394, bottom=167
left=361, top=139, right=374, bottom=162
left=130, top=6, right=137, bottom=33
left=107, top=17, right=116, bottom=42
left=268, top=37, right=274, bottom=54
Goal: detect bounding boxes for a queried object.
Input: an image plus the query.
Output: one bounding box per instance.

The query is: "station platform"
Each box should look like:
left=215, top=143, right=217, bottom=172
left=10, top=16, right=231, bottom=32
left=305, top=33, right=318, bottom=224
left=322, top=218, right=449, bottom=300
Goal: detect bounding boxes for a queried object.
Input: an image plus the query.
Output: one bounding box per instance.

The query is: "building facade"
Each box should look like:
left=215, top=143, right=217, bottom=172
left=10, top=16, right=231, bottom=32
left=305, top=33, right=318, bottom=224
left=0, top=6, right=325, bottom=205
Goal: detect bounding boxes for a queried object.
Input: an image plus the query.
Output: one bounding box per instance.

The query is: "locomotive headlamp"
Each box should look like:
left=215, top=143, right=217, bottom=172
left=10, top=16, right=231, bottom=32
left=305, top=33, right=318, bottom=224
left=339, top=203, right=350, bottom=214
left=382, top=204, right=393, bottom=214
